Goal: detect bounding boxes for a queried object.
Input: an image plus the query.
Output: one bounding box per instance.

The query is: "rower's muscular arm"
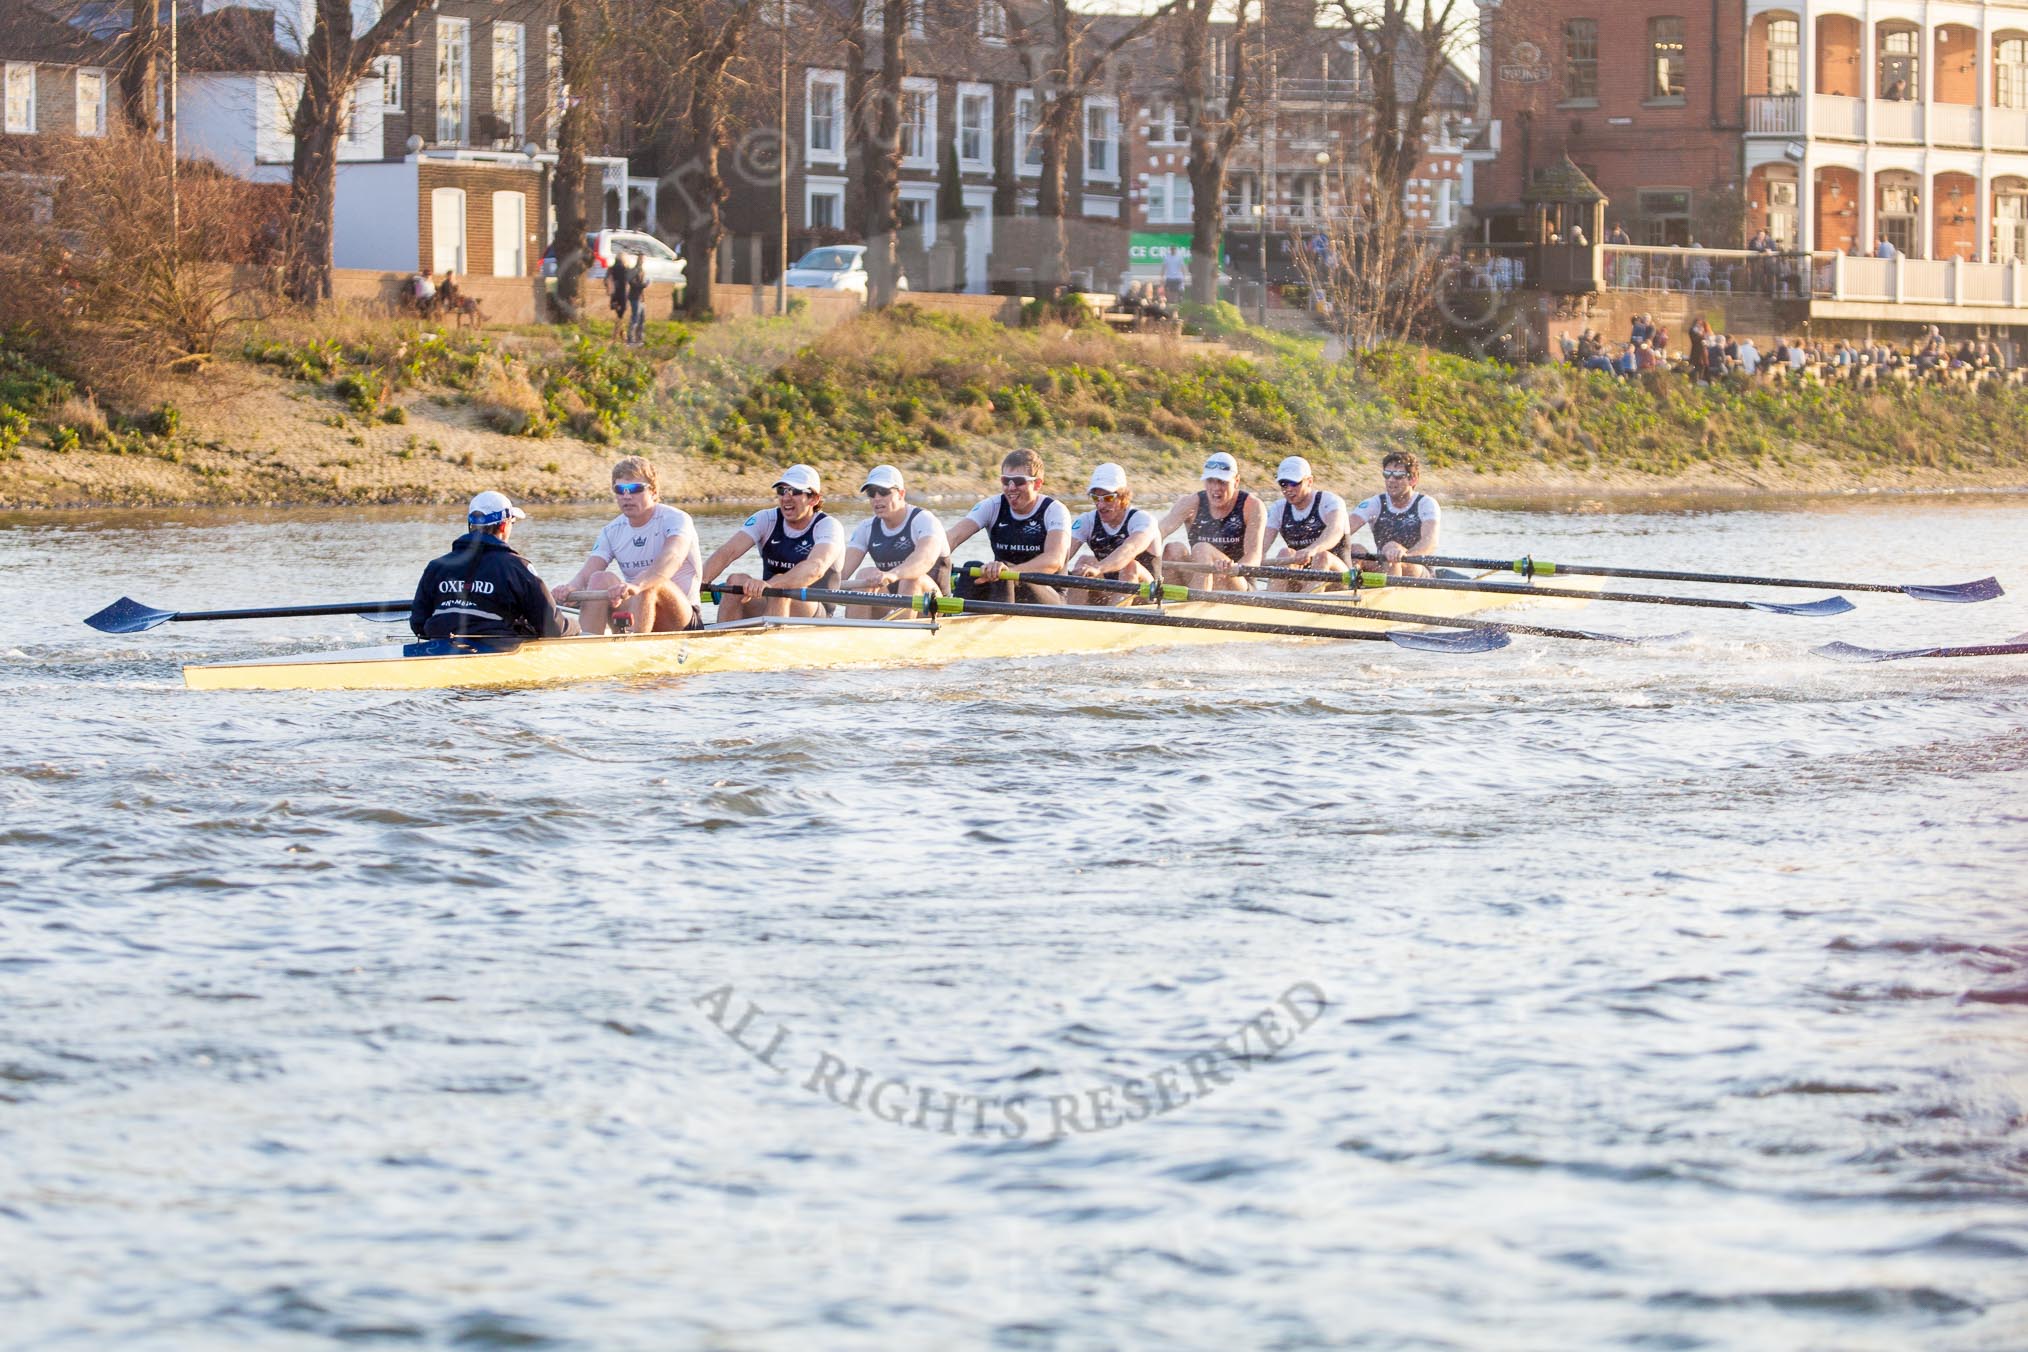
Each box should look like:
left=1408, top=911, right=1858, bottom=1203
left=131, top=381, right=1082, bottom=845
left=1239, top=495, right=1267, bottom=567
left=944, top=517, right=981, bottom=551
left=1154, top=494, right=1193, bottom=546
left=620, top=535, right=686, bottom=598
left=1092, top=520, right=1159, bottom=575
left=1314, top=504, right=1350, bottom=558
left=892, top=533, right=942, bottom=582
left=773, top=533, right=844, bottom=589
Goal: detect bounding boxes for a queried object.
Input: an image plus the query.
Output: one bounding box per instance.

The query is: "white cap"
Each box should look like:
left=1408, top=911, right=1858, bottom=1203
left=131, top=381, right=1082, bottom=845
left=860, top=464, right=905, bottom=491
left=1201, top=452, right=1239, bottom=482
left=1276, top=456, right=1314, bottom=483
left=1087, top=462, right=1128, bottom=493
left=774, top=464, right=822, bottom=493
left=467, top=490, right=526, bottom=526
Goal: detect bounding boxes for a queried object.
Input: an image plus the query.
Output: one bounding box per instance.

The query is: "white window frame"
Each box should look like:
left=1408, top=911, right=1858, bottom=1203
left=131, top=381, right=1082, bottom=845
left=1084, top=95, right=1118, bottom=183
left=805, top=174, right=846, bottom=232
left=4, top=63, right=33, bottom=135
left=979, top=0, right=1007, bottom=44
left=900, top=76, right=937, bottom=170
left=1151, top=101, right=1186, bottom=145
left=436, top=16, right=470, bottom=144
left=1015, top=89, right=1041, bottom=176
left=907, top=0, right=925, bottom=39
left=75, top=67, right=106, bottom=137
left=957, top=82, right=992, bottom=171
left=492, top=21, right=525, bottom=140
left=343, top=84, right=370, bottom=146
left=897, top=182, right=937, bottom=246
left=374, top=54, right=402, bottom=111
left=1147, top=171, right=1192, bottom=225
left=806, top=68, right=845, bottom=166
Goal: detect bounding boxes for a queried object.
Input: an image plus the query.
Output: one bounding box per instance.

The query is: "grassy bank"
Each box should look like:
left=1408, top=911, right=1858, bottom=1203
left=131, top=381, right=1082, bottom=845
left=2, top=304, right=2025, bottom=510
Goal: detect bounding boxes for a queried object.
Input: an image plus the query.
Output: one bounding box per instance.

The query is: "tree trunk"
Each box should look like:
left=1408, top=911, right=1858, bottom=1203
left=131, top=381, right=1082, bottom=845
left=675, top=82, right=727, bottom=318
left=551, top=0, right=595, bottom=321
left=854, top=0, right=905, bottom=309
left=1035, top=98, right=1074, bottom=290
left=120, top=0, right=160, bottom=136
left=283, top=111, right=341, bottom=304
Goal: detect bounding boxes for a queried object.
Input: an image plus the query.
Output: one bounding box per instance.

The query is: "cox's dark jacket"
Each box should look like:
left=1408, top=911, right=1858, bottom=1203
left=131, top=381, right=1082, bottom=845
left=410, top=531, right=569, bottom=641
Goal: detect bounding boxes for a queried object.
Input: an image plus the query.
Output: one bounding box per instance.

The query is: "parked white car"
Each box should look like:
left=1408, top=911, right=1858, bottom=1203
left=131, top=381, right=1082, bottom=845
left=542, top=229, right=687, bottom=288
left=782, top=245, right=908, bottom=298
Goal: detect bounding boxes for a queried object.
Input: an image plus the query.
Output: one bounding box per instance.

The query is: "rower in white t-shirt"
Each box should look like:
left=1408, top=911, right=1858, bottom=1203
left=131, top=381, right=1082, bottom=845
left=550, top=456, right=703, bottom=632
left=838, top=464, right=951, bottom=618
left=698, top=463, right=847, bottom=620
left=1346, top=452, right=1440, bottom=576
left=1261, top=455, right=1351, bottom=591
left=1065, top=462, right=1161, bottom=607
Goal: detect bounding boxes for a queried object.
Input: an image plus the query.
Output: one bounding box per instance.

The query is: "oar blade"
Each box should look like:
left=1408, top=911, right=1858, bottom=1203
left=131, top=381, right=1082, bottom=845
left=1813, top=640, right=1946, bottom=663
left=1386, top=627, right=1511, bottom=654
left=84, top=597, right=177, bottom=634
left=1902, top=577, right=2005, bottom=604
left=1748, top=595, right=1855, bottom=617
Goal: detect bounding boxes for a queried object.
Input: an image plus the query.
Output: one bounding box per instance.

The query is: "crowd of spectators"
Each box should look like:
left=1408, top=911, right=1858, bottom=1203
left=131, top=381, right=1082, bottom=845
left=1562, top=316, right=2017, bottom=386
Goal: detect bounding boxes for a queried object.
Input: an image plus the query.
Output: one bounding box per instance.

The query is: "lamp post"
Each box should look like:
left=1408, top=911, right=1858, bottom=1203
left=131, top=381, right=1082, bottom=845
left=777, top=0, right=788, bottom=315
left=1254, top=201, right=1267, bottom=323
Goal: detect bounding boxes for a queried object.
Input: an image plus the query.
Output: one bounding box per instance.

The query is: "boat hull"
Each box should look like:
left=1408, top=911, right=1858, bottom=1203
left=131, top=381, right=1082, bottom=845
left=182, top=579, right=1597, bottom=692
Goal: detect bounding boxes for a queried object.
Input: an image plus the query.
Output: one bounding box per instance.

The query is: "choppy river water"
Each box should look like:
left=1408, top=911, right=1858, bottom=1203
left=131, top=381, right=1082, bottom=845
left=2, top=494, right=2026, bottom=1351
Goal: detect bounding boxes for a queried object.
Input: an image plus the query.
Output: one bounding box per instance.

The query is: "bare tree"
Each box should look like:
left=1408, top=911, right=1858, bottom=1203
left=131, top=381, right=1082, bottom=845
left=1324, top=0, right=1469, bottom=239
left=1172, top=0, right=1253, bottom=304
left=550, top=0, right=609, bottom=320
left=118, top=0, right=160, bottom=135
left=844, top=0, right=907, bottom=307
left=668, top=0, right=759, bottom=316
left=1291, top=179, right=1446, bottom=350
left=1009, top=0, right=1180, bottom=289
left=282, top=0, right=431, bottom=304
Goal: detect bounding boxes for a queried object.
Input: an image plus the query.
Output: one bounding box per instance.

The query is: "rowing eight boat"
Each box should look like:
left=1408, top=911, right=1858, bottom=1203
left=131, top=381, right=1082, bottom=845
left=181, top=573, right=1599, bottom=692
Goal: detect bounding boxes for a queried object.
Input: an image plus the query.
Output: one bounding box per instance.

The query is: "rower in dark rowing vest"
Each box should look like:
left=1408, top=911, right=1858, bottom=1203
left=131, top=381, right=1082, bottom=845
left=945, top=451, right=1073, bottom=604
left=1347, top=452, right=1441, bottom=577
left=839, top=465, right=953, bottom=618
left=1067, top=463, right=1162, bottom=607
left=1261, top=455, right=1352, bottom=591
left=699, top=463, right=849, bottom=620
left=1157, top=450, right=1265, bottom=592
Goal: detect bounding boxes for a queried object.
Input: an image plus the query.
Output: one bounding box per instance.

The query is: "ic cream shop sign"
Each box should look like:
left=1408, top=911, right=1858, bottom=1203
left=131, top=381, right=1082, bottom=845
left=1500, top=40, right=1549, bottom=84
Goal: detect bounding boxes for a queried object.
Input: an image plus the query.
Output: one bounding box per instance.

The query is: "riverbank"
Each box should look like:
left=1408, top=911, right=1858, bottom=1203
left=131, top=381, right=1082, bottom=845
left=4, top=306, right=2026, bottom=510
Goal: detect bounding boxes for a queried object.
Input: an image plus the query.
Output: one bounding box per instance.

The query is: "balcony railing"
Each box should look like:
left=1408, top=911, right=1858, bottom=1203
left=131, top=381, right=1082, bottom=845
left=1931, top=102, right=1981, bottom=145
left=1873, top=98, right=1922, bottom=142
left=1746, top=93, right=1801, bottom=136
left=1814, top=93, right=1865, bottom=138
left=1993, top=107, right=2028, bottom=148
left=1600, top=245, right=2028, bottom=308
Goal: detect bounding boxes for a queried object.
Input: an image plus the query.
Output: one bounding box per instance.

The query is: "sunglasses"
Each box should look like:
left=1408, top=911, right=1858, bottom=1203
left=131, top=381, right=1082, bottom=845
left=1277, top=478, right=1304, bottom=489
left=1001, top=475, right=1035, bottom=488
left=774, top=485, right=815, bottom=497
left=863, top=486, right=896, bottom=498
left=1381, top=471, right=1411, bottom=480
left=1090, top=489, right=1121, bottom=502
left=613, top=481, right=648, bottom=495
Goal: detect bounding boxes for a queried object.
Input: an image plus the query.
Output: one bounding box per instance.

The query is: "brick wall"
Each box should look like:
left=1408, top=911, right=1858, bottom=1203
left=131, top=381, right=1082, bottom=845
left=1937, top=26, right=1979, bottom=105
left=1486, top=0, right=1742, bottom=241
left=418, top=159, right=545, bottom=278
left=1818, top=18, right=1861, bottom=98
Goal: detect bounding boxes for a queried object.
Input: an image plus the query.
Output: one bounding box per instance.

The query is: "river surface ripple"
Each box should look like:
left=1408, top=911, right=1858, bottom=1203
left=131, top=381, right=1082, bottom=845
left=1, top=497, right=2025, bottom=1350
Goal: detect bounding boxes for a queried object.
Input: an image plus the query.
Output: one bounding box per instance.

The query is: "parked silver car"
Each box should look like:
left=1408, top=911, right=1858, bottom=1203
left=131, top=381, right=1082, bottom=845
left=782, top=245, right=908, bottom=299
left=542, top=229, right=687, bottom=287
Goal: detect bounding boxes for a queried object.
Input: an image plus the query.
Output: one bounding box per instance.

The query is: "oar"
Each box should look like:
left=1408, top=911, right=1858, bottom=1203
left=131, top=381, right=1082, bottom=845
left=85, top=597, right=410, bottom=634
left=702, top=583, right=1509, bottom=653
left=969, top=566, right=1674, bottom=645
left=1354, top=550, right=2003, bottom=604
left=1166, top=561, right=1854, bottom=617
left=1813, top=635, right=2028, bottom=662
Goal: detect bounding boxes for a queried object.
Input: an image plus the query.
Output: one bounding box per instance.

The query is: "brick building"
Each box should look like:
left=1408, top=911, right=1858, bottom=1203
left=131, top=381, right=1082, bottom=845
left=1474, top=0, right=1744, bottom=244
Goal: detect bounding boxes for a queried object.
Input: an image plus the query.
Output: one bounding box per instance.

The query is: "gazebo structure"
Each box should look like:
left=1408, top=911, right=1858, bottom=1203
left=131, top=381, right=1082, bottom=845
left=1525, top=155, right=1607, bottom=294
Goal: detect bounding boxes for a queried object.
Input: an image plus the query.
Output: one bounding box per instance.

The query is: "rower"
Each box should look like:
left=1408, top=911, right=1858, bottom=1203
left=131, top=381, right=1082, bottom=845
left=1065, top=462, right=1161, bottom=606
left=1347, top=452, right=1440, bottom=576
left=699, top=463, right=846, bottom=621
left=550, top=456, right=702, bottom=633
left=1156, top=450, right=1265, bottom=592
left=411, top=491, right=573, bottom=641
left=1263, top=455, right=1351, bottom=592
left=945, top=449, right=1072, bottom=604
left=838, top=464, right=951, bottom=618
